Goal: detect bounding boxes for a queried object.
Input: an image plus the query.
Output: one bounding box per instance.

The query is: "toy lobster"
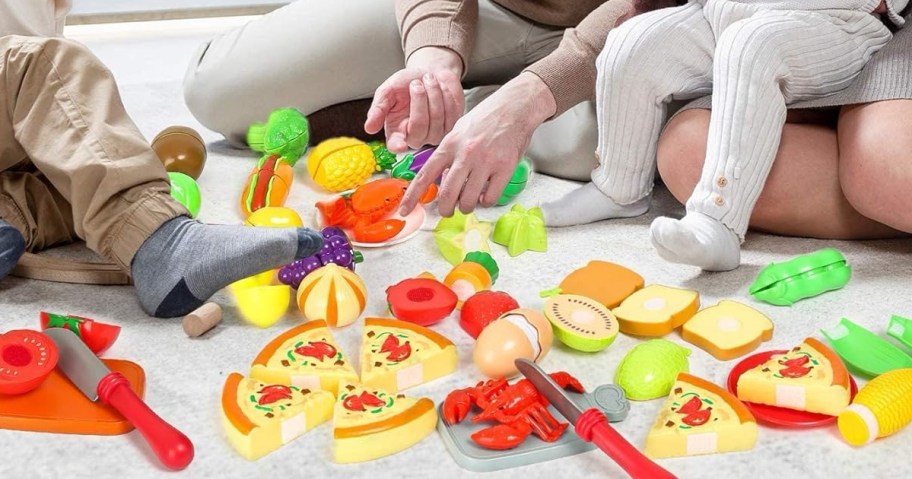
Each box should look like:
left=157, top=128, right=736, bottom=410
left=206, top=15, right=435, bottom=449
left=442, top=372, right=584, bottom=450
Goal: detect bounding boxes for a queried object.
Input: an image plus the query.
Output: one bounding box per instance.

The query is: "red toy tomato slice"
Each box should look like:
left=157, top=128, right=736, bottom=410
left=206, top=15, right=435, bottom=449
left=459, top=291, right=520, bottom=339
left=39, top=311, right=120, bottom=355
left=386, top=277, right=457, bottom=326
left=0, top=330, right=59, bottom=395
left=677, top=396, right=703, bottom=415
left=682, top=408, right=712, bottom=427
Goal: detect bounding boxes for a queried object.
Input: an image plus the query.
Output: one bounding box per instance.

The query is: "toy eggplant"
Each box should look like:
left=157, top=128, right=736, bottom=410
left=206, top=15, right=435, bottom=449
left=749, top=248, right=851, bottom=306
left=240, top=154, right=294, bottom=218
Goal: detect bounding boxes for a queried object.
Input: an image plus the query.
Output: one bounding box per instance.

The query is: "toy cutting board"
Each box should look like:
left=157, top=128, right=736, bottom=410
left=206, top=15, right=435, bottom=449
left=0, top=358, right=144, bottom=435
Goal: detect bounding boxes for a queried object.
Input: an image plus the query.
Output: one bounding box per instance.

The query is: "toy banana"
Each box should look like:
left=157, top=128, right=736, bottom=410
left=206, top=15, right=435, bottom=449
left=240, top=154, right=294, bottom=218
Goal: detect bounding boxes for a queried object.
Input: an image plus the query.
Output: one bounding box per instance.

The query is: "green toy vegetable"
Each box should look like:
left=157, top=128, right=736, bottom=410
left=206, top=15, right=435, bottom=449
left=614, top=339, right=690, bottom=401
left=749, top=248, right=851, bottom=306
left=496, top=157, right=532, bottom=206
left=492, top=204, right=547, bottom=257
left=168, top=172, right=201, bottom=218
left=433, top=211, right=493, bottom=266
left=246, top=108, right=310, bottom=165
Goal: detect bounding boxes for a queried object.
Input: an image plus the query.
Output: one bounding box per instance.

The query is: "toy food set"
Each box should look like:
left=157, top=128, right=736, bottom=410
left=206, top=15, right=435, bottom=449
left=749, top=248, right=851, bottom=306
left=838, top=368, right=912, bottom=446
left=246, top=107, right=310, bottom=163
left=474, top=308, right=553, bottom=379
left=388, top=146, right=435, bottom=181
left=0, top=330, right=59, bottom=395
left=681, top=301, right=774, bottom=360
left=887, top=315, right=912, bottom=349
left=307, top=137, right=397, bottom=192
left=152, top=125, right=207, bottom=179
left=542, top=293, right=619, bottom=353
left=43, top=328, right=194, bottom=470
left=821, top=317, right=912, bottom=377
left=244, top=206, right=304, bottom=228
left=229, top=269, right=291, bottom=328
left=250, top=320, right=359, bottom=396
left=496, top=157, right=532, bottom=206
left=333, top=384, right=437, bottom=463
left=360, top=318, right=458, bottom=393
left=240, top=154, right=295, bottom=218
left=183, top=303, right=222, bottom=338
left=644, top=373, right=757, bottom=459
left=541, top=260, right=644, bottom=309
left=39, top=311, right=121, bottom=355
left=615, top=339, right=691, bottom=401
left=168, top=172, right=201, bottom=218
left=492, top=204, right=547, bottom=256
left=295, top=263, right=368, bottom=328
left=386, top=276, right=457, bottom=326
left=279, top=227, right=363, bottom=289
left=221, top=372, right=335, bottom=461
left=460, top=291, right=520, bottom=339
left=612, top=284, right=700, bottom=337
left=443, top=251, right=499, bottom=307
left=735, top=338, right=850, bottom=416
left=433, top=211, right=493, bottom=266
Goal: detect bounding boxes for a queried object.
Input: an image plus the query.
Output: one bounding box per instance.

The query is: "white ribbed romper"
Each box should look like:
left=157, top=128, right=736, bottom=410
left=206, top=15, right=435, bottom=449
left=593, top=0, right=907, bottom=238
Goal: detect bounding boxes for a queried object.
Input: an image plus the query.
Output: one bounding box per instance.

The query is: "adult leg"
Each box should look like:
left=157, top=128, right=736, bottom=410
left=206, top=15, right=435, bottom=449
left=651, top=9, right=892, bottom=270
left=657, top=109, right=904, bottom=239
left=540, top=2, right=715, bottom=226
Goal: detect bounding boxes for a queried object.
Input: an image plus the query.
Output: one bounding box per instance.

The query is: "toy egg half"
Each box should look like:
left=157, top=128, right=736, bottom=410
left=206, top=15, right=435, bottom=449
left=473, top=308, right=553, bottom=378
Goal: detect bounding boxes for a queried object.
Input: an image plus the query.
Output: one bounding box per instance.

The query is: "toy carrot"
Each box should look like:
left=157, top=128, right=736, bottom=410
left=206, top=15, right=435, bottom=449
left=240, top=154, right=294, bottom=218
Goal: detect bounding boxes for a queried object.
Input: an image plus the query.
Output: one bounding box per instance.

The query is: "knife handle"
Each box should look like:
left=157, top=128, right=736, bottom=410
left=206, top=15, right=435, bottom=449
left=576, top=408, right=677, bottom=479
left=97, top=372, right=194, bottom=471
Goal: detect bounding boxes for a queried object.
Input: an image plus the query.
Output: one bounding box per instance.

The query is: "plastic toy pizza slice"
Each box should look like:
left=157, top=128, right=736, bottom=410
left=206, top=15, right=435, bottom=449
left=221, top=372, right=334, bottom=461
left=360, top=318, right=458, bottom=393
left=749, top=248, right=851, bottom=306
left=249, top=320, right=359, bottom=396
left=820, top=317, right=912, bottom=378
left=333, top=384, right=437, bottom=463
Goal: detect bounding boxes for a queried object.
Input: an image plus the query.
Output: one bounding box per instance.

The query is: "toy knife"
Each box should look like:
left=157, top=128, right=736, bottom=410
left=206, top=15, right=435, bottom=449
left=516, top=359, right=676, bottom=479
left=44, top=328, right=194, bottom=470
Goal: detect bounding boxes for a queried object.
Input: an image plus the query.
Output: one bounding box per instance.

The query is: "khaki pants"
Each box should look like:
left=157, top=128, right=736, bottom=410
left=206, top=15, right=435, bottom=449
left=183, top=0, right=599, bottom=181
left=0, top=36, right=187, bottom=271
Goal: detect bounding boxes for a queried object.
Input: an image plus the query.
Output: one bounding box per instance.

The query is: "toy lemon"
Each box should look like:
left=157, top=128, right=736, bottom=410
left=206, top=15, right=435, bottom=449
left=307, top=137, right=397, bottom=192
left=229, top=270, right=291, bottom=328
left=245, top=207, right=304, bottom=228
left=296, top=263, right=368, bottom=327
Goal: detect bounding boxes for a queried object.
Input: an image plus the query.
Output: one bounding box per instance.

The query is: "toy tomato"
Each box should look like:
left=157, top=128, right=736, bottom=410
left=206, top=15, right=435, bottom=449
left=459, top=291, right=520, bottom=339
left=39, top=311, right=120, bottom=355
left=0, top=330, right=58, bottom=395
left=386, top=277, right=457, bottom=326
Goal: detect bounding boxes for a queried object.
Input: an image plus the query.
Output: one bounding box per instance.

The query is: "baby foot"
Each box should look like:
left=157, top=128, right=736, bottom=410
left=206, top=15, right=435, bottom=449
left=650, top=212, right=740, bottom=271
left=540, top=182, right=649, bottom=227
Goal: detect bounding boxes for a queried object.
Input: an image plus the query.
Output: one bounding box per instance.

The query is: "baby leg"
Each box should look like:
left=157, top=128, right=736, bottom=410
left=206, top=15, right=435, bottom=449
left=542, top=2, right=714, bottom=226
left=651, top=10, right=892, bottom=270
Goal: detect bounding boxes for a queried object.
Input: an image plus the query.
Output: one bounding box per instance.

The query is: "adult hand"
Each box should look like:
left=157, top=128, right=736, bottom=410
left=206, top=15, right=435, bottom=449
left=364, top=47, right=465, bottom=153
left=399, top=72, right=558, bottom=217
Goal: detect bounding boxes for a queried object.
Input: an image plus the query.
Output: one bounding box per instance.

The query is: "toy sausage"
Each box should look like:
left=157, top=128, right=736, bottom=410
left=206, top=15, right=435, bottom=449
left=240, top=154, right=294, bottom=218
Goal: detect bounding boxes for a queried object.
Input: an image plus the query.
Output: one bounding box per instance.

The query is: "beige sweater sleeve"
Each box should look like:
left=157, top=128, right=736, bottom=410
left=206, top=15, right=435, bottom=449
left=396, top=0, right=479, bottom=70
left=524, top=0, right=636, bottom=117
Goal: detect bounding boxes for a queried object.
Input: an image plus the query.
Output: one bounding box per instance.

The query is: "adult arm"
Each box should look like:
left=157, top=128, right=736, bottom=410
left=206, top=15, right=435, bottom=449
left=397, top=0, right=479, bottom=73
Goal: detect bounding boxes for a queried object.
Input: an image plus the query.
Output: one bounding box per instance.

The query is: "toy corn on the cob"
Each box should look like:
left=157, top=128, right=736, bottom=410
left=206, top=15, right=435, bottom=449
left=306, top=138, right=397, bottom=192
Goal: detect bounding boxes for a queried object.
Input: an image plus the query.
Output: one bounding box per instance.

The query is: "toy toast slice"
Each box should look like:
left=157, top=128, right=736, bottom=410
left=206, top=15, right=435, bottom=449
left=681, top=301, right=774, bottom=360
left=542, top=261, right=644, bottom=309
left=612, top=285, right=699, bottom=337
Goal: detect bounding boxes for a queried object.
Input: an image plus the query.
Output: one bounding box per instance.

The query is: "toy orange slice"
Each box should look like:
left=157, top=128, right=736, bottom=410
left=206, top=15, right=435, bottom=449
left=543, top=261, right=644, bottom=308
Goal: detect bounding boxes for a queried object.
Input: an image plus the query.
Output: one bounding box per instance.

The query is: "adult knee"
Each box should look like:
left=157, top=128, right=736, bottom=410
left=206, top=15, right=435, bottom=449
left=656, top=109, right=710, bottom=204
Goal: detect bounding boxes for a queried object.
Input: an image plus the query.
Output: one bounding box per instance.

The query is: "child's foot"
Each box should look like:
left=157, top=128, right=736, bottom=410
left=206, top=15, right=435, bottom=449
left=540, top=182, right=649, bottom=227
left=131, top=216, right=323, bottom=317
left=0, top=219, right=26, bottom=280
left=649, top=213, right=740, bottom=271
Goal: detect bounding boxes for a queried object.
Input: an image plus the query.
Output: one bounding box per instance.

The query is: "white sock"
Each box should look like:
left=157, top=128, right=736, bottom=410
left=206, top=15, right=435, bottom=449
left=540, top=182, right=649, bottom=227
left=649, top=212, right=740, bottom=271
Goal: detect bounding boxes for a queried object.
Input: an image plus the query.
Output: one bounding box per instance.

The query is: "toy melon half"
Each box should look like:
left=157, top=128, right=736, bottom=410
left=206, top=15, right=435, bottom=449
left=543, top=294, right=618, bottom=352
left=296, top=264, right=367, bottom=327
left=542, top=261, right=644, bottom=309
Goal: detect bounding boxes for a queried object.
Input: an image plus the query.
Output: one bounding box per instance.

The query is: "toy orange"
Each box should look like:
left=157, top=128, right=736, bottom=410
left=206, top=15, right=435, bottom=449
left=443, top=252, right=499, bottom=308
left=541, top=261, right=644, bottom=308
left=296, top=264, right=368, bottom=327
left=240, top=154, right=295, bottom=218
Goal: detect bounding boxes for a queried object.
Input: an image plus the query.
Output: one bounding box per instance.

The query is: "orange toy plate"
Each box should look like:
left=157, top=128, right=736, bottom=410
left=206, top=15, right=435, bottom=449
left=0, top=359, right=145, bottom=435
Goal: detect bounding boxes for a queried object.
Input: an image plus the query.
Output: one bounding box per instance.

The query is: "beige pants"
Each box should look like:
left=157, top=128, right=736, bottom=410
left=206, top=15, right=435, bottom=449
left=0, top=36, right=186, bottom=271
left=183, top=0, right=599, bottom=181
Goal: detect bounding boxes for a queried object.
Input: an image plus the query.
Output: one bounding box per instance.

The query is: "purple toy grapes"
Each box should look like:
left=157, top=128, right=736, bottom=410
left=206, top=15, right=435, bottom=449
left=278, top=227, right=363, bottom=288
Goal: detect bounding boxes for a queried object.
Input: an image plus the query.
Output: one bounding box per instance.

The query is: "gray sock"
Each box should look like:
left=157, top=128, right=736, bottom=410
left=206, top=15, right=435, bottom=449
left=131, top=216, right=323, bottom=317
left=0, top=219, right=26, bottom=280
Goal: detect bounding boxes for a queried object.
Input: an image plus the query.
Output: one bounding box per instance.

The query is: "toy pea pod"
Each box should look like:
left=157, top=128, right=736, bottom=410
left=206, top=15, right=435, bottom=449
left=749, top=248, right=851, bottom=306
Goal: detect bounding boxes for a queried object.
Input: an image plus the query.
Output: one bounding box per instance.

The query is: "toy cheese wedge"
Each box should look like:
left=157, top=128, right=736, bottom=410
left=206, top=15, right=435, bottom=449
left=612, top=285, right=699, bottom=337
left=681, top=301, right=774, bottom=360
left=360, top=318, right=458, bottom=392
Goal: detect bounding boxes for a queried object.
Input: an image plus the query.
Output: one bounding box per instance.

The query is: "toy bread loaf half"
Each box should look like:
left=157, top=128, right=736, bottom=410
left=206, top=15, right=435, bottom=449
left=681, top=300, right=774, bottom=360
left=612, top=284, right=700, bottom=337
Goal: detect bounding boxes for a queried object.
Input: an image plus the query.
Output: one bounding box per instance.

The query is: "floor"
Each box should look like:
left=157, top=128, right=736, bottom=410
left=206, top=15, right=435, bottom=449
left=1, top=15, right=911, bottom=479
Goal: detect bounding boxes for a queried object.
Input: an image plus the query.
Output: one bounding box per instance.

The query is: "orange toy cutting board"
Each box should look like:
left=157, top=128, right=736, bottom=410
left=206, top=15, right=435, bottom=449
left=0, top=359, right=145, bottom=435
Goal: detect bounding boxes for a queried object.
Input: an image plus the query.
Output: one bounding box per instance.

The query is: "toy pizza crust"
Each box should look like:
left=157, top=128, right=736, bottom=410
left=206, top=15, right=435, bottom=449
left=250, top=320, right=358, bottom=395
left=645, top=373, right=757, bottom=459
left=736, top=337, right=850, bottom=416
left=360, top=318, right=457, bottom=392
left=221, top=373, right=335, bottom=460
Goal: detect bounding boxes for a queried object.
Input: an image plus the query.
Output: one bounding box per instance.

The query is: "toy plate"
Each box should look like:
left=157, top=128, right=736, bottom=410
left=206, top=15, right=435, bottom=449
left=727, top=350, right=858, bottom=428
left=313, top=204, right=425, bottom=248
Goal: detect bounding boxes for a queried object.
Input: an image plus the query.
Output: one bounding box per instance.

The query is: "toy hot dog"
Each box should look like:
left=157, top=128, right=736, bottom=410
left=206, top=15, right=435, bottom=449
left=240, top=154, right=294, bottom=218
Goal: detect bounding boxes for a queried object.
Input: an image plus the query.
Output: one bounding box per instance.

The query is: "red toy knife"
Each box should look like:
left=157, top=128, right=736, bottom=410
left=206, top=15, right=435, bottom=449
left=44, top=328, right=194, bottom=470
left=515, top=359, right=676, bottom=479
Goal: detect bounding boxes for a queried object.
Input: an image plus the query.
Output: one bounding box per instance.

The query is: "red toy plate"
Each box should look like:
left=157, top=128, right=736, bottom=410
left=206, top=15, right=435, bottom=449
left=727, top=350, right=858, bottom=428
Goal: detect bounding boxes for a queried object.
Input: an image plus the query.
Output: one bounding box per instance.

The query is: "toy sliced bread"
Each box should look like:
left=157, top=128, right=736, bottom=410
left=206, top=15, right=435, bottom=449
left=681, top=300, right=774, bottom=360
left=612, top=285, right=699, bottom=337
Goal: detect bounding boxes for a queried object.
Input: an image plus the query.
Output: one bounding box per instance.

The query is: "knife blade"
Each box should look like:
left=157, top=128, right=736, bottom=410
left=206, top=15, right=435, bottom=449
left=45, top=328, right=194, bottom=471
left=516, top=359, right=677, bottom=479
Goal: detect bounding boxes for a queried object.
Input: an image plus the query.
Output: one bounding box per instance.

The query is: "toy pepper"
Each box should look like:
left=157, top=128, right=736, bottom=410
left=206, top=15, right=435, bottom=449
left=39, top=311, right=120, bottom=355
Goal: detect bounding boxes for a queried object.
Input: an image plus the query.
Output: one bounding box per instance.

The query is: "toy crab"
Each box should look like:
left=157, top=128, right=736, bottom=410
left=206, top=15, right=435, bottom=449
left=443, top=372, right=584, bottom=450
left=316, top=177, right=437, bottom=243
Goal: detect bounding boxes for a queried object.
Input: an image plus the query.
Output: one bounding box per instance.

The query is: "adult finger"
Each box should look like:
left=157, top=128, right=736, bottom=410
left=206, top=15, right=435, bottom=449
left=436, top=156, right=471, bottom=217
left=365, top=84, right=395, bottom=134
left=438, top=71, right=464, bottom=133
left=421, top=74, right=446, bottom=145
left=481, top=165, right=514, bottom=207
left=399, top=146, right=453, bottom=215
left=406, top=80, right=429, bottom=149
left=458, top=166, right=489, bottom=214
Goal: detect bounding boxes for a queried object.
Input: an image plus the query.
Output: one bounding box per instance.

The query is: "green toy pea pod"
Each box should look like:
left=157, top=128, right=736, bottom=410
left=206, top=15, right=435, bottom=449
left=168, top=172, right=201, bottom=218
left=749, top=248, right=851, bottom=306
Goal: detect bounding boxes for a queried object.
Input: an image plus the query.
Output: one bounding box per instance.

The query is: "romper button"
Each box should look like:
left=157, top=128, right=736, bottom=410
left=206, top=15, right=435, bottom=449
left=717, top=176, right=728, bottom=187
left=714, top=195, right=725, bottom=206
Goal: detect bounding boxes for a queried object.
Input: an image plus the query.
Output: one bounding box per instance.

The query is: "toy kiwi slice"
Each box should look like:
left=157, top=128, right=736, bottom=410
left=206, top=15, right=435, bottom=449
left=543, top=294, right=619, bottom=352
left=541, top=260, right=644, bottom=308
